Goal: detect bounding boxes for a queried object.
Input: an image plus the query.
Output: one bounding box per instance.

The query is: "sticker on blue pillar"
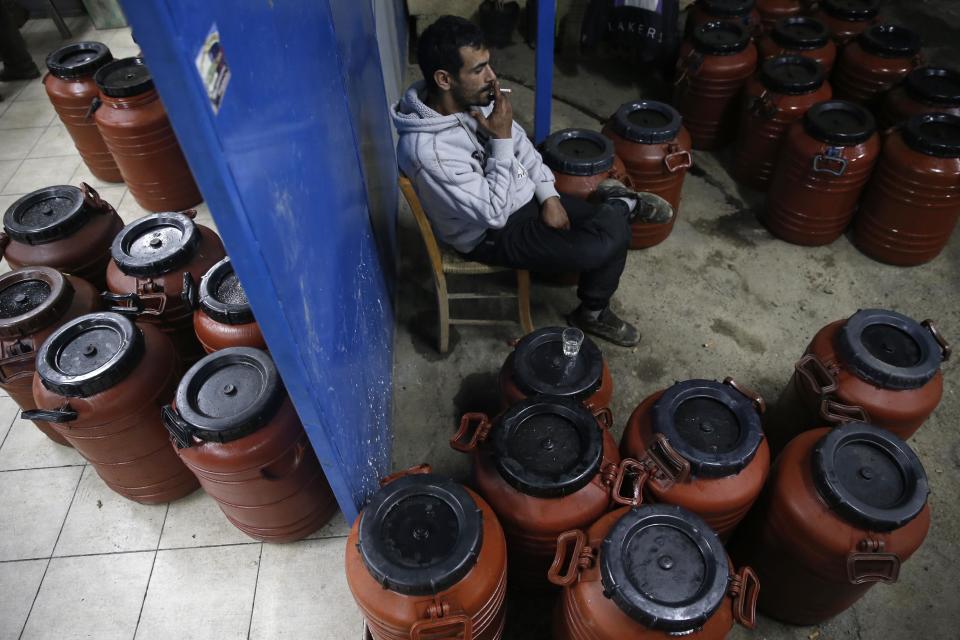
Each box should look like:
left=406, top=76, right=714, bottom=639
left=195, top=26, right=231, bottom=113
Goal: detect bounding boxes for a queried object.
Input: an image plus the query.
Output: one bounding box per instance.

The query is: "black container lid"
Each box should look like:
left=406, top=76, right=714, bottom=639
left=608, top=100, right=683, bottom=144
left=94, top=57, right=153, bottom=98
left=904, top=67, right=960, bottom=107
left=699, top=0, right=754, bottom=17
left=858, top=24, right=921, bottom=58
left=199, top=257, right=253, bottom=325
left=803, top=100, right=876, bottom=145
left=541, top=129, right=616, bottom=177
left=772, top=17, right=830, bottom=51
left=491, top=395, right=604, bottom=498
left=358, top=473, right=483, bottom=595
left=512, top=326, right=604, bottom=399
left=812, top=422, right=929, bottom=532
left=4, top=185, right=98, bottom=245
left=46, top=42, right=113, bottom=79
left=0, top=267, right=75, bottom=339
left=600, top=505, right=729, bottom=632
left=820, top=0, right=879, bottom=20
left=35, top=312, right=145, bottom=398
left=836, top=309, right=944, bottom=390
left=901, top=113, right=960, bottom=158
left=173, top=347, right=284, bottom=443
left=760, top=56, right=825, bottom=95
left=693, top=21, right=751, bottom=56
left=650, top=379, right=764, bottom=478
left=111, top=212, right=200, bottom=277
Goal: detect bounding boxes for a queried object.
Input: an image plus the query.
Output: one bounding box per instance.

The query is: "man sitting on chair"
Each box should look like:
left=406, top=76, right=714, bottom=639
left=392, top=15, right=672, bottom=347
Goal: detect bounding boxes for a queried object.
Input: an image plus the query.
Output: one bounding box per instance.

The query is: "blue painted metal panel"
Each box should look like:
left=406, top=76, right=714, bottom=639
left=120, top=0, right=396, bottom=521
left=534, top=0, right=556, bottom=144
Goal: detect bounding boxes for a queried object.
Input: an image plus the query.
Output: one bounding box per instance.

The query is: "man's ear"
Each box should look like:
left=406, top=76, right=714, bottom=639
left=433, top=69, right=453, bottom=91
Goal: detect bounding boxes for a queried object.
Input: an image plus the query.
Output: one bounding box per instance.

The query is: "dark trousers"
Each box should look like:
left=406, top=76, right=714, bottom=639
left=465, top=194, right=630, bottom=310
left=0, top=4, right=34, bottom=72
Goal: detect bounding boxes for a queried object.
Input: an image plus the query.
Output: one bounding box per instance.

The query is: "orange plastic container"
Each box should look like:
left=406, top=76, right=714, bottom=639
left=163, top=348, right=336, bottom=542
left=620, top=378, right=770, bottom=538
left=190, top=257, right=266, bottom=353
left=832, top=24, right=922, bottom=105
left=879, top=67, right=960, bottom=128
left=812, top=0, right=880, bottom=47
left=731, top=423, right=930, bottom=625
left=540, top=129, right=631, bottom=201
left=757, top=16, right=838, bottom=73
left=345, top=467, right=508, bottom=640
left=498, top=326, right=613, bottom=412
left=550, top=505, right=759, bottom=639
left=765, top=309, right=949, bottom=455
left=451, top=396, right=640, bottom=587
left=602, top=100, right=692, bottom=248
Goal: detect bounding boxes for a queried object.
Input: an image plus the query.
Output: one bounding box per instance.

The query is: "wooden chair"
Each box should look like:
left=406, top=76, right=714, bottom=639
left=399, top=175, right=534, bottom=353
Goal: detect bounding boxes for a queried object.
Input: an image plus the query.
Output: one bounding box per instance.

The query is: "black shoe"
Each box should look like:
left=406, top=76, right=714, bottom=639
left=0, top=66, right=41, bottom=82
left=566, top=306, right=641, bottom=347
left=594, top=179, right=674, bottom=224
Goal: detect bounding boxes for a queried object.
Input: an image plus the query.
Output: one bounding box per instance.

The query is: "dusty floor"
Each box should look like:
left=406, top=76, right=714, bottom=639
left=391, top=3, right=960, bottom=639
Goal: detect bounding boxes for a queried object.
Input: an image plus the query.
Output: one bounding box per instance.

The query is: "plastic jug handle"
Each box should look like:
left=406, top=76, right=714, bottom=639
left=181, top=272, right=198, bottom=309
left=547, top=529, right=589, bottom=587
left=723, top=377, right=766, bottom=414
left=161, top=405, right=195, bottom=448
left=593, top=407, right=613, bottom=430
left=663, top=148, right=693, bottom=173
left=794, top=353, right=838, bottom=397
left=22, top=406, right=77, bottom=423
left=729, top=566, right=760, bottom=629
left=922, top=319, right=951, bottom=361
left=378, top=463, right=432, bottom=487
left=609, top=458, right=648, bottom=507
left=260, top=442, right=305, bottom=480
left=450, top=413, right=491, bottom=453
left=0, top=232, right=9, bottom=256
left=83, top=96, right=101, bottom=122
left=409, top=613, right=471, bottom=640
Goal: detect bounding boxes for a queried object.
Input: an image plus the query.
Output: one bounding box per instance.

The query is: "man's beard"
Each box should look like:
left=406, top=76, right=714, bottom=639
left=452, top=82, right=494, bottom=110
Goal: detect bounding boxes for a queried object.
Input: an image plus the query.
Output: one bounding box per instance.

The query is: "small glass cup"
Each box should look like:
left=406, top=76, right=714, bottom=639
left=562, top=328, right=585, bottom=357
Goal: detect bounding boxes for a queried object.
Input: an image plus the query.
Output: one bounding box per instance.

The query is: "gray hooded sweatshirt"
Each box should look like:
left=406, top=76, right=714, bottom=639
left=392, top=81, right=560, bottom=253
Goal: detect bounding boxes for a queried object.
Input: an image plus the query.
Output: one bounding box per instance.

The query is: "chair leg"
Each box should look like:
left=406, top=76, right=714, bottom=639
left=45, top=0, right=71, bottom=38
left=435, top=273, right=451, bottom=353
left=516, top=269, right=534, bottom=334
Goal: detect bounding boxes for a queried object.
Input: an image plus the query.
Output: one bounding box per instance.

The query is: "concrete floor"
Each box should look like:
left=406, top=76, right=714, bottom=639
left=391, top=3, right=960, bottom=639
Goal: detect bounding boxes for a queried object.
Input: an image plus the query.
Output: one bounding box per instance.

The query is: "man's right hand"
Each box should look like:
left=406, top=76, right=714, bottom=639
left=470, top=80, right=513, bottom=140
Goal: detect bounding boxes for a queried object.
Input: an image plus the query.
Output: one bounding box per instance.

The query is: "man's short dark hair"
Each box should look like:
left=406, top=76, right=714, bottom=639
left=418, top=15, right=487, bottom=91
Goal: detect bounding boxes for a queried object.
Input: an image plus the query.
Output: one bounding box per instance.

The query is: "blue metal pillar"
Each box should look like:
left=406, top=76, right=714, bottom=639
left=534, top=0, right=556, bottom=144
left=119, top=0, right=397, bottom=522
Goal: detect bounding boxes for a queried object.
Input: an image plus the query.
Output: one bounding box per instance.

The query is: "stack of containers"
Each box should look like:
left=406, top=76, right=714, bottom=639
left=880, top=67, right=960, bottom=128
left=832, top=23, right=922, bottom=105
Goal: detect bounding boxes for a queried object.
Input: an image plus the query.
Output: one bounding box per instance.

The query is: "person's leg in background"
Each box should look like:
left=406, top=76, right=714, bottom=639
left=466, top=194, right=640, bottom=346
left=0, top=1, right=41, bottom=91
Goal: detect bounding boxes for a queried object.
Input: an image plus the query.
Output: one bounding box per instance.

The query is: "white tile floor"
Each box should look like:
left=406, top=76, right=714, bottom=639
left=0, top=17, right=364, bottom=640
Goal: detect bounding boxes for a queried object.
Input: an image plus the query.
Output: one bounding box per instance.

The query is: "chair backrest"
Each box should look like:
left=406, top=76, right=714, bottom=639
left=399, top=174, right=444, bottom=274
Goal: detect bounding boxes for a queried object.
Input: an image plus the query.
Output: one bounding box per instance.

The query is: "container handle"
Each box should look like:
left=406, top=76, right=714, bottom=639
left=0, top=340, right=37, bottom=385
left=260, top=442, right=305, bottom=480
left=409, top=613, right=471, bottom=640
left=846, top=551, right=901, bottom=584
left=547, top=529, right=589, bottom=587
left=180, top=208, right=198, bottom=220
left=812, top=154, right=848, bottom=177
left=22, top=406, right=77, bottom=423
left=795, top=353, right=838, bottom=397
left=646, top=434, right=691, bottom=488
left=729, top=566, right=760, bottom=629
left=922, top=319, right=951, bottom=362
left=450, top=412, right=492, bottom=453
left=181, top=272, right=199, bottom=310
left=609, top=458, right=648, bottom=507
left=161, top=405, right=196, bottom=448
left=819, top=398, right=870, bottom=426
left=101, top=291, right=166, bottom=317
left=379, top=463, right=432, bottom=487
left=723, top=377, right=766, bottom=414
left=82, top=96, right=101, bottom=122
left=663, top=147, right=693, bottom=173
left=749, top=91, right=779, bottom=119
left=0, top=231, right=9, bottom=256
left=592, top=406, right=613, bottom=430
